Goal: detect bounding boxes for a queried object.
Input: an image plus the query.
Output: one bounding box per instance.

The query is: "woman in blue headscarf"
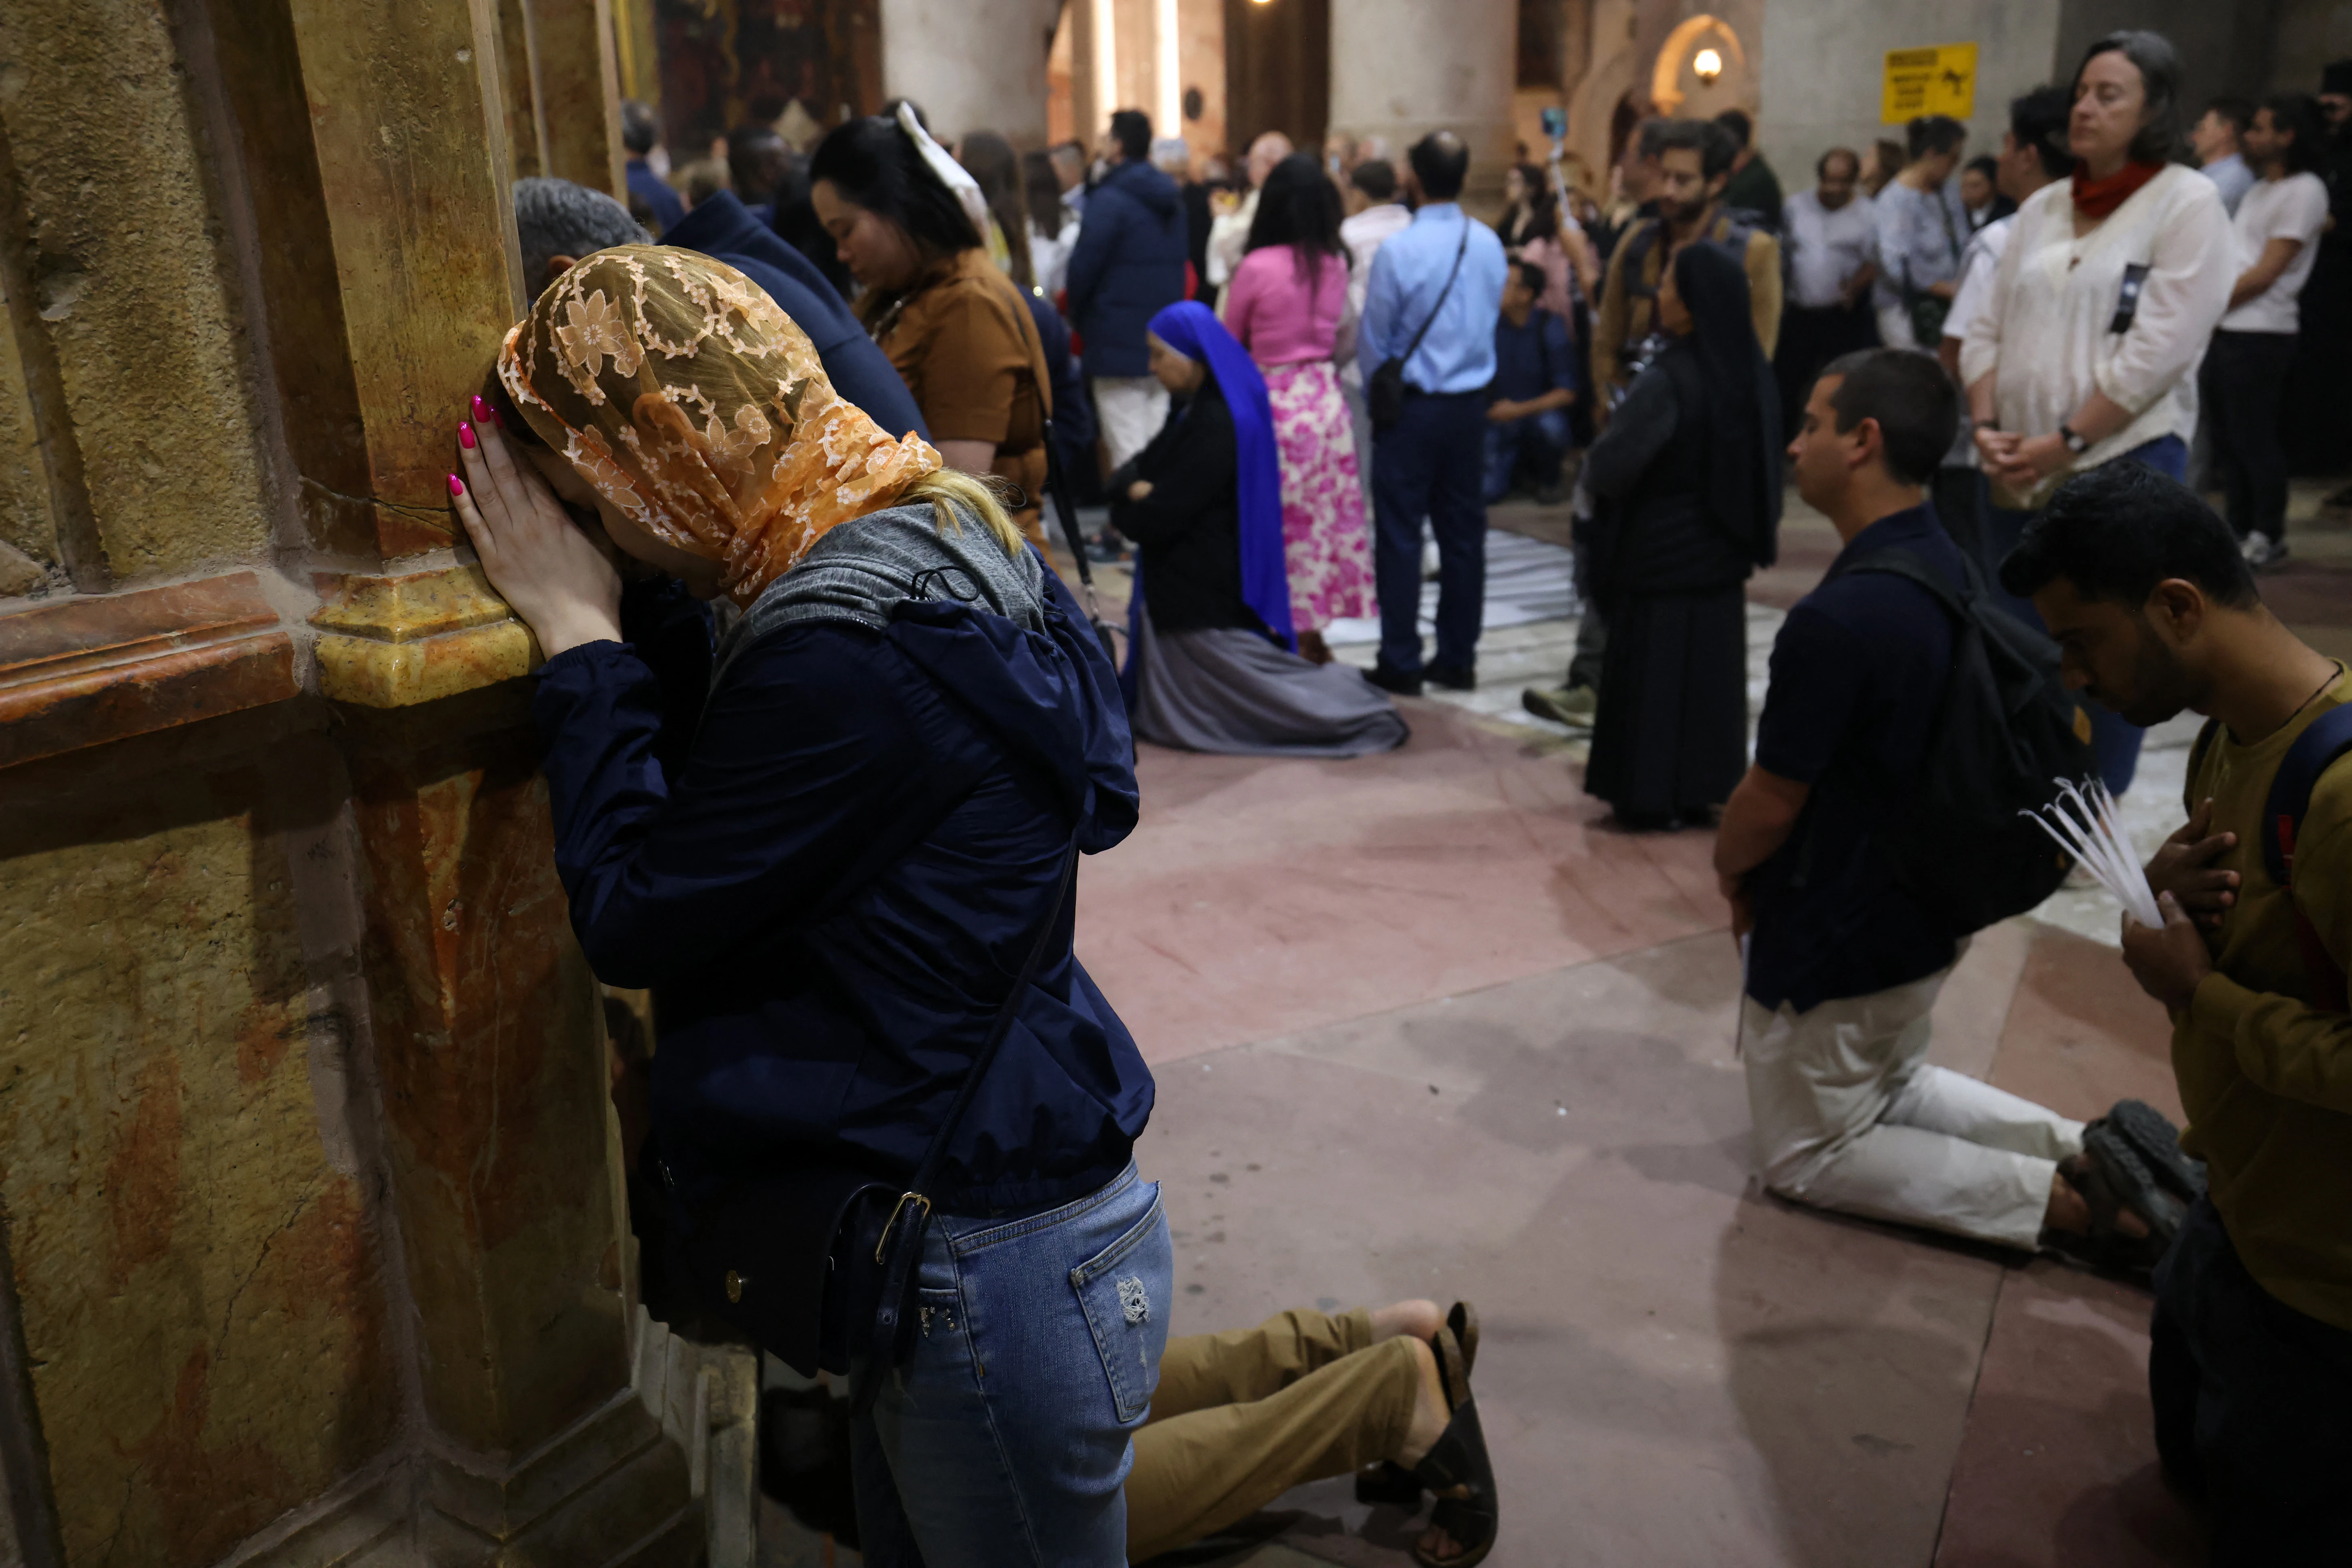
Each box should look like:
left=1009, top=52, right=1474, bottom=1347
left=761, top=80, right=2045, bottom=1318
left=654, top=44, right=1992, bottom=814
left=1108, top=300, right=1408, bottom=757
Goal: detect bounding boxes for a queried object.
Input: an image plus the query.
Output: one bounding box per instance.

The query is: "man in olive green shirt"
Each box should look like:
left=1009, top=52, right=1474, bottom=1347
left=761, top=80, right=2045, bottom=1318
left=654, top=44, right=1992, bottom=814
left=2003, top=461, right=2351, bottom=1562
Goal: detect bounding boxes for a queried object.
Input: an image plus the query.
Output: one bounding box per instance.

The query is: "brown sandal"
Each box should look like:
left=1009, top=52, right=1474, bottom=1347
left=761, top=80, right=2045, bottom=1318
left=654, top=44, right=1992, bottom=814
left=1356, top=1301, right=1481, bottom=1510
left=1410, top=1325, right=1499, bottom=1568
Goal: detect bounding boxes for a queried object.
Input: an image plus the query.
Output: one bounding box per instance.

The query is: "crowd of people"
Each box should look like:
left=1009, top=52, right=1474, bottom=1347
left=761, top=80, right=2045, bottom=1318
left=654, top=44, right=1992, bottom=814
left=460, top=31, right=2352, bottom=1563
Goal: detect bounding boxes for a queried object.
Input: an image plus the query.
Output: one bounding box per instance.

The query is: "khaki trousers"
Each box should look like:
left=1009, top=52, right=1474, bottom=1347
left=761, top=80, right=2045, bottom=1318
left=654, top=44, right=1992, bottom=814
left=1741, top=959, right=2083, bottom=1252
left=1125, top=1308, right=1419, bottom=1559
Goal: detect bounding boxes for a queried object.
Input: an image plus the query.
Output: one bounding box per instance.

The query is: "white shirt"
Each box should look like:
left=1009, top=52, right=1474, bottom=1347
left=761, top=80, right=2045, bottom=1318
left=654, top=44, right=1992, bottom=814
left=2220, top=171, right=2329, bottom=334
left=1029, top=213, right=1079, bottom=302
left=1782, top=188, right=1878, bottom=309
left=1206, top=188, right=1259, bottom=288
left=1340, top=202, right=1413, bottom=317
left=1959, top=164, right=2235, bottom=508
left=1939, top=216, right=2014, bottom=467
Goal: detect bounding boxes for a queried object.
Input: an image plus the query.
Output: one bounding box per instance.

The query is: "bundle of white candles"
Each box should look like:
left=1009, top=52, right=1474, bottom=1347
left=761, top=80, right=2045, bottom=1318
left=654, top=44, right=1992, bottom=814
left=2021, top=778, right=2164, bottom=928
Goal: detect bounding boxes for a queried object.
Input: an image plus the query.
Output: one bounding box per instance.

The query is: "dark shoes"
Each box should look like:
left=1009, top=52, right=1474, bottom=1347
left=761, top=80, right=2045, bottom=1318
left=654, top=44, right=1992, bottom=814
left=1424, top=662, right=1476, bottom=692
left=1366, top=662, right=1424, bottom=697
left=2047, top=1100, right=2203, bottom=1280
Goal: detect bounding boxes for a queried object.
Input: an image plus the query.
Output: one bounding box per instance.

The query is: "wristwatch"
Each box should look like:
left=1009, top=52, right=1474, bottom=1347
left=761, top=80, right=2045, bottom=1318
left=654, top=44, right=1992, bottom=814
left=2058, top=423, right=2092, bottom=456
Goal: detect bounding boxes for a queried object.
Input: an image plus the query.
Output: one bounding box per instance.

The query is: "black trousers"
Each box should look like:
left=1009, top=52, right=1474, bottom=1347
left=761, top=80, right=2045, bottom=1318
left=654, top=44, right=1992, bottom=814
left=2150, top=1196, right=2352, bottom=1565
left=2201, top=329, right=2299, bottom=541
left=1773, top=300, right=1879, bottom=439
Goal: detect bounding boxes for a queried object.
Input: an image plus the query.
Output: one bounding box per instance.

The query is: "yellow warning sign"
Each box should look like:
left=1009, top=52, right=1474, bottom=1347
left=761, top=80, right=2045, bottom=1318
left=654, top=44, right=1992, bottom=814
left=1883, top=43, right=1978, bottom=122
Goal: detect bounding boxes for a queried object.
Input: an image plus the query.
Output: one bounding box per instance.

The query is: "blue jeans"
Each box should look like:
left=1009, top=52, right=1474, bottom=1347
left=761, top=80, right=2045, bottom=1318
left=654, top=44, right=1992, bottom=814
left=1372, top=390, right=1489, bottom=675
left=1482, top=407, right=1572, bottom=501
left=851, top=1162, right=1174, bottom=1566
left=1980, top=435, right=2186, bottom=797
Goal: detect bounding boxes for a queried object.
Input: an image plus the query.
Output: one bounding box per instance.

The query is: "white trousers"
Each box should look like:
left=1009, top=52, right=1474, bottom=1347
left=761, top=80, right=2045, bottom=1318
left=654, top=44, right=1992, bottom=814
left=1093, top=377, right=1170, bottom=471
left=1741, top=957, right=2083, bottom=1251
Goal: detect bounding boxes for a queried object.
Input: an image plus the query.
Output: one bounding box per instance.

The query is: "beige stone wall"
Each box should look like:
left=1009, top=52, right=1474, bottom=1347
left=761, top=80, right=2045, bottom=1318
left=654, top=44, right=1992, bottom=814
left=0, top=735, right=399, bottom=1566
left=0, top=0, right=275, bottom=586
left=0, top=0, right=746, bottom=1560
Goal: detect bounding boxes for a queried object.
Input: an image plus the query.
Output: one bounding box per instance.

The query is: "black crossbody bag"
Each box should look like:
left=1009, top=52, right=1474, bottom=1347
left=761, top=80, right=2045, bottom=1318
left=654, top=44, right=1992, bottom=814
left=674, top=838, right=1080, bottom=1410
left=1369, top=217, right=1471, bottom=430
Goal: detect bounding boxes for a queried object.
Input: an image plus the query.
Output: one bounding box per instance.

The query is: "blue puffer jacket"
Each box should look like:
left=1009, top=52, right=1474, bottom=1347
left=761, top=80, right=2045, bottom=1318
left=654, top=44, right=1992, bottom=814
left=1066, top=160, right=1189, bottom=378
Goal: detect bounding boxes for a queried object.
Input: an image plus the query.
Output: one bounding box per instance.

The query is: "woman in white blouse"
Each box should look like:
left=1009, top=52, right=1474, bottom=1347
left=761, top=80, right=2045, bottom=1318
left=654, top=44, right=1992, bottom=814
left=1959, top=28, right=2233, bottom=794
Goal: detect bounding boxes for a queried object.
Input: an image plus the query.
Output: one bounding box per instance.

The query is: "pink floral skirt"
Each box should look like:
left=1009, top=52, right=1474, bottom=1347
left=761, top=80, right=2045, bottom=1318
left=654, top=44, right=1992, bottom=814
left=1263, top=358, right=1374, bottom=631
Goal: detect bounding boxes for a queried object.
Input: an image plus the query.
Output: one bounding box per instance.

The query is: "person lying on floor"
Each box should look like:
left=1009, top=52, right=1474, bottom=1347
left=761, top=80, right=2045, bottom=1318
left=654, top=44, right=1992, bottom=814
left=1110, top=300, right=1410, bottom=758
left=1127, top=1299, right=1497, bottom=1568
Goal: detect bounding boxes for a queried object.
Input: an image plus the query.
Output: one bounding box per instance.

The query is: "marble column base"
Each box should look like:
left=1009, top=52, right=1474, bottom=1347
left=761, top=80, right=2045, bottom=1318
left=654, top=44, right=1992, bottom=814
left=224, top=1310, right=757, bottom=1568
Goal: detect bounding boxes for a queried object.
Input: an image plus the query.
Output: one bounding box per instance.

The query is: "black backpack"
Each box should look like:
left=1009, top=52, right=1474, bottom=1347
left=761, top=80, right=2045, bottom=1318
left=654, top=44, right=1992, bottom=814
left=1832, top=547, right=2097, bottom=935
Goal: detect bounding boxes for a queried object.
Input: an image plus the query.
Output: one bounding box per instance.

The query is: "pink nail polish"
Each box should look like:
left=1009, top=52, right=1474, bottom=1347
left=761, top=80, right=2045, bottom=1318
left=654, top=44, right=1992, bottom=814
left=447, top=473, right=464, bottom=496
left=471, top=394, right=488, bottom=422
left=458, top=422, right=475, bottom=450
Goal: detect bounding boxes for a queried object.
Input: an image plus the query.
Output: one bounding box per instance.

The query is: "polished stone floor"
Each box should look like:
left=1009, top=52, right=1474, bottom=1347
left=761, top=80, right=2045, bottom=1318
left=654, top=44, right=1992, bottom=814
left=757, top=482, right=2352, bottom=1567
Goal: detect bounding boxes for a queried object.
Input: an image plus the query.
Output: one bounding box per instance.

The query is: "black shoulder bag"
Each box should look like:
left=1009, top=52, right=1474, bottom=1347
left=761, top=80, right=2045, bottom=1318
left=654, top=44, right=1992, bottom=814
left=1369, top=217, right=1471, bottom=430
left=675, top=838, right=1080, bottom=1410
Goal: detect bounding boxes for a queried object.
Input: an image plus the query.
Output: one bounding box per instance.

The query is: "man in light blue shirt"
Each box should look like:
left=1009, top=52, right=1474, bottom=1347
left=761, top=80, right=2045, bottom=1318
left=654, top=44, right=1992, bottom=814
left=2192, top=97, right=2256, bottom=217
left=1357, top=132, right=1508, bottom=693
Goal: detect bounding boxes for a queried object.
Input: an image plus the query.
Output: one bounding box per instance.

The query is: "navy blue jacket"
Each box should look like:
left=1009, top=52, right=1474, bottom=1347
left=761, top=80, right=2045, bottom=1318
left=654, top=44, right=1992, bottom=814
left=534, top=562, right=1151, bottom=1214
left=626, top=158, right=686, bottom=233
left=1024, top=290, right=1095, bottom=488
left=663, top=192, right=930, bottom=445
left=1066, top=160, right=1189, bottom=377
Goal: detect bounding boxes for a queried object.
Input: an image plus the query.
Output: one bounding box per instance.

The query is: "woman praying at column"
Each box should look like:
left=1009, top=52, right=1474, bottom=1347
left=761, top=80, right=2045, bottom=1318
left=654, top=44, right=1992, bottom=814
left=1960, top=28, right=2233, bottom=796
left=811, top=106, right=1055, bottom=542
left=1582, top=242, right=1780, bottom=831
left=1221, top=153, right=1375, bottom=663
left=1114, top=300, right=1409, bottom=757
left=954, top=129, right=1036, bottom=291
left=450, top=246, right=1165, bottom=1559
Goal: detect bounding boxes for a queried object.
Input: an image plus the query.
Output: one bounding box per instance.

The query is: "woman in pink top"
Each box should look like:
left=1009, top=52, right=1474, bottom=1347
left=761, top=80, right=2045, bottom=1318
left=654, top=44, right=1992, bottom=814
left=1221, top=154, right=1373, bottom=663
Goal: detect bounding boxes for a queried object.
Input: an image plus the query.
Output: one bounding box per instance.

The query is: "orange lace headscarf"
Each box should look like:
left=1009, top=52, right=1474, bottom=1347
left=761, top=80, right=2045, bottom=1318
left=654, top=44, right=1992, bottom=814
left=497, top=246, right=941, bottom=606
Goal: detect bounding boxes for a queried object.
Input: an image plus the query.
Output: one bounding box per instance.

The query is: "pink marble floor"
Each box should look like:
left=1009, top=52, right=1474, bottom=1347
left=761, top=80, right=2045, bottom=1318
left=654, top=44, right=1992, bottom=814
left=1084, top=705, right=2205, bottom=1567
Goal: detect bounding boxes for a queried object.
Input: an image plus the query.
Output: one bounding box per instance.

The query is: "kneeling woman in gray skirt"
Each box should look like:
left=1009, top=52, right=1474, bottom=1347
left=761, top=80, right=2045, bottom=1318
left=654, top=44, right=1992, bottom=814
left=1111, top=301, right=1408, bottom=758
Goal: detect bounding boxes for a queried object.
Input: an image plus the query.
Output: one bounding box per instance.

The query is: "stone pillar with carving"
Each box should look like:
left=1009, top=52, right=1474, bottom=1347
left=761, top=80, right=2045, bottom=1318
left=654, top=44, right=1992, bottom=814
left=0, top=0, right=750, bottom=1562
left=1327, top=0, right=1519, bottom=209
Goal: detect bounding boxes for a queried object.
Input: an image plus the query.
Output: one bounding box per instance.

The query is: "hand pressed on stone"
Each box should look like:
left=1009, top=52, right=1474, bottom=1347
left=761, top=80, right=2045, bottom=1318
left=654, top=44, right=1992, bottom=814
left=452, top=403, right=622, bottom=660
left=2144, top=798, right=2239, bottom=932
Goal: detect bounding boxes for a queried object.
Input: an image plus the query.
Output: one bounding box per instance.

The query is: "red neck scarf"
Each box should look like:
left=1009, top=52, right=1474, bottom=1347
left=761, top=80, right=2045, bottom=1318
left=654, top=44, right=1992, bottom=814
left=2072, top=160, right=2162, bottom=221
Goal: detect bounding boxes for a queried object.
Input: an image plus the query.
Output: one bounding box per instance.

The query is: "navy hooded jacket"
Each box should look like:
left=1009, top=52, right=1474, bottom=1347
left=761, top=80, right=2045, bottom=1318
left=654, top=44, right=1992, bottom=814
left=1065, top=160, right=1189, bottom=378
left=663, top=192, right=930, bottom=445
left=533, top=559, right=1152, bottom=1215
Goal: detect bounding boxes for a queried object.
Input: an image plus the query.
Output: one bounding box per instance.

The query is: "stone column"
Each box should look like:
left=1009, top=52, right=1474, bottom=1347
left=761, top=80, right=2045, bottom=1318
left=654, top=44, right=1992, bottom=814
left=1326, top=0, right=1518, bottom=208
left=881, top=0, right=1061, bottom=148
left=0, top=0, right=751, bottom=1559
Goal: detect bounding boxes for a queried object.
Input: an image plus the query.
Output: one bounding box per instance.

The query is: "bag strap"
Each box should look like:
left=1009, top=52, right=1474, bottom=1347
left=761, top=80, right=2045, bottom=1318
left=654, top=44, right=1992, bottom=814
left=1397, top=217, right=1472, bottom=374
left=2256, top=703, right=2352, bottom=1013
left=2261, top=704, right=2352, bottom=888
left=881, top=835, right=1082, bottom=1244
left=1831, top=544, right=1978, bottom=615
left=1039, top=417, right=1116, bottom=659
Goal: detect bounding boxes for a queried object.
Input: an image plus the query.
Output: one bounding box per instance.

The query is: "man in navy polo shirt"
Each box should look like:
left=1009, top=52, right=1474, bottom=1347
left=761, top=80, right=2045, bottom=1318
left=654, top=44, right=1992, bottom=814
left=1714, top=349, right=2097, bottom=1253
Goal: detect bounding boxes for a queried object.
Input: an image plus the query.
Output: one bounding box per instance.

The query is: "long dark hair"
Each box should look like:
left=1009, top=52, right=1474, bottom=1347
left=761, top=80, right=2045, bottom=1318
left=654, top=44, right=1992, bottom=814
left=1502, top=161, right=1560, bottom=245
left=1021, top=148, right=1064, bottom=235
left=808, top=115, right=982, bottom=262
left=1242, top=153, right=1346, bottom=285
left=957, top=130, right=1035, bottom=291
left=2073, top=30, right=2184, bottom=166
left=2264, top=92, right=2327, bottom=175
